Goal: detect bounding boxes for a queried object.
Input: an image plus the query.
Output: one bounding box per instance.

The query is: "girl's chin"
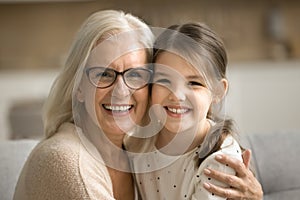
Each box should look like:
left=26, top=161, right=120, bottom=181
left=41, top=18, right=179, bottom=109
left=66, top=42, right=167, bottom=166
left=164, top=125, right=183, bottom=134
left=163, top=122, right=195, bottom=134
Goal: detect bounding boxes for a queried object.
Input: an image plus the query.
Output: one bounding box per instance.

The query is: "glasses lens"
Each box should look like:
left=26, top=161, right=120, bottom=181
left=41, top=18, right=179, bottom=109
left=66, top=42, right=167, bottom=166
left=87, top=67, right=116, bottom=88
left=124, top=68, right=152, bottom=89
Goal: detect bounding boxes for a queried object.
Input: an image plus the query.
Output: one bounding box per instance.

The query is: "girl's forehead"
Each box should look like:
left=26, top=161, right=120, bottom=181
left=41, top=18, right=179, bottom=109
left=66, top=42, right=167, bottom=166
left=155, top=51, right=203, bottom=78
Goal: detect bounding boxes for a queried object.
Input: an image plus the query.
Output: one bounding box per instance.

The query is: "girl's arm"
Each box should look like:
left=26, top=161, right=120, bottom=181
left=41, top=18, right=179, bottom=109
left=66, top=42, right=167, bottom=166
left=203, top=150, right=263, bottom=200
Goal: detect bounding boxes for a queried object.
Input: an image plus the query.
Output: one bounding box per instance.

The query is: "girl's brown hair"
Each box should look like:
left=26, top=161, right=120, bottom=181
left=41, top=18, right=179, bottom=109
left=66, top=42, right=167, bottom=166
left=153, top=22, right=241, bottom=159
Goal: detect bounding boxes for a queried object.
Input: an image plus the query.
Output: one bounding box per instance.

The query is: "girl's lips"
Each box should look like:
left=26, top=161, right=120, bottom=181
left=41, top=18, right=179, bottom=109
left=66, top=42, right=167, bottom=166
left=164, top=106, right=191, bottom=117
left=102, top=104, right=133, bottom=116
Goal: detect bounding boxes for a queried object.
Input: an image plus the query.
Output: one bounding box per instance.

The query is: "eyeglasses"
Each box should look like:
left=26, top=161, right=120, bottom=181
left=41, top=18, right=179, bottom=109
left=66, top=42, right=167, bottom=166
left=86, top=66, right=153, bottom=89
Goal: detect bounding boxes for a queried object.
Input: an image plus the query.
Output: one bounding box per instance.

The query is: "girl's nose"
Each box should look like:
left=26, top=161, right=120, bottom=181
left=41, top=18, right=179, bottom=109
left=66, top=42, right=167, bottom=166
left=168, top=87, right=186, bottom=102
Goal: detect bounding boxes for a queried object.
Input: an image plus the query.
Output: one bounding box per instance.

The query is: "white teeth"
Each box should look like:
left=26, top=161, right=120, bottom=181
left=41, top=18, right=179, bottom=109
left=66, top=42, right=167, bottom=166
left=104, top=105, right=132, bottom=112
left=167, top=107, right=188, bottom=114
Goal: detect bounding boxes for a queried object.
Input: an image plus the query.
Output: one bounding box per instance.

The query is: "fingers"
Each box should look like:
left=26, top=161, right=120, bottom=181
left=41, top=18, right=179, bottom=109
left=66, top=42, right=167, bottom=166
left=203, top=153, right=264, bottom=200
left=215, top=154, right=248, bottom=177
left=242, top=149, right=251, bottom=169
left=203, top=168, right=245, bottom=190
left=203, top=182, right=241, bottom=199
left=203, top=180, right=263, bottom=200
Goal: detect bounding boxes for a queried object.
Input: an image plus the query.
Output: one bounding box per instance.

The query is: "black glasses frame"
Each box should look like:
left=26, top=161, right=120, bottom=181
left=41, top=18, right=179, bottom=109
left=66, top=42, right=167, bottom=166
left=86, top=66, right=153, bottom=90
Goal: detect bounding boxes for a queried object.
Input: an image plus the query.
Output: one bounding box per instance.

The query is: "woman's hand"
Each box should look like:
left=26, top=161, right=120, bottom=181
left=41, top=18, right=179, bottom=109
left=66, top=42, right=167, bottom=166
left=203, top=149, right=263, bottom=200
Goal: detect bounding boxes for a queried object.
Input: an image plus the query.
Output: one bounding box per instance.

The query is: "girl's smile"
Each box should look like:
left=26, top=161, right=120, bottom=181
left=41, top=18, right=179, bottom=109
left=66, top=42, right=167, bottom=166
left=164, top=105, right=192, bottom=118
left=152, top=51, right=213, bottom=134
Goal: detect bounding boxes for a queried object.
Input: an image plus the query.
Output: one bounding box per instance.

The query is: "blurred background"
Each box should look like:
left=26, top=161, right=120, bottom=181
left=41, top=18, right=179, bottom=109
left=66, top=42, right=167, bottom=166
left=0, top=0, right=299, bottom=140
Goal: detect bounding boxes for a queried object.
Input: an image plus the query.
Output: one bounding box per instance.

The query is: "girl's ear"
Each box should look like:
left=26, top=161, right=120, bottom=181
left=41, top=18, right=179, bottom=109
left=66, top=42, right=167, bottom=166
left=213, top=78, right=228, bottom=103
left=221, top=78, right=229, bottom=97
left=76, top=85, right=85, bottom=103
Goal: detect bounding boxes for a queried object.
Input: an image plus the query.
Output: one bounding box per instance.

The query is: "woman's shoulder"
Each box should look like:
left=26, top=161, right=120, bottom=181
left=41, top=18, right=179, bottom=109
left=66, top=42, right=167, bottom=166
left=31, top=122, right=81, bottom=160
left=26, top=122, right=82, bottom=175
left=14, top=122, right=91, bottom=199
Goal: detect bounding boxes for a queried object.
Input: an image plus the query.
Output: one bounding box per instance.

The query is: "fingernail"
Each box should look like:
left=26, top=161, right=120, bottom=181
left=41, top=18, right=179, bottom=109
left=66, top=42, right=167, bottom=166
left=204, top=168, right=211, bottom=175
left=215, top=155, right=222, bottom=160
left=203, top=182, right=211, bottom=189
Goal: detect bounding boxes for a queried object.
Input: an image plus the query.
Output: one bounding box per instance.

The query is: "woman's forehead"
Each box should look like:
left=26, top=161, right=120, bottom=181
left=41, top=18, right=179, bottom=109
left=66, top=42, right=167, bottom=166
left=87, top=33, right=147, bottom=68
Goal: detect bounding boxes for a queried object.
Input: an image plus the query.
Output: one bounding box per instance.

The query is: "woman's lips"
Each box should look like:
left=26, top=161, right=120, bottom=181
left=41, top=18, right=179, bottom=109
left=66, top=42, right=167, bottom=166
left=102, top=104, right=133, bottom=116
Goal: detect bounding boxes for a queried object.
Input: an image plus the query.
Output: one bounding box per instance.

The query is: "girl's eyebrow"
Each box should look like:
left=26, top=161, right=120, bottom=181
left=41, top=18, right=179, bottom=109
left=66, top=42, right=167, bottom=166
left=155, top=73, right=204, bottom=80
left=186, top=75, right=204, bottom=79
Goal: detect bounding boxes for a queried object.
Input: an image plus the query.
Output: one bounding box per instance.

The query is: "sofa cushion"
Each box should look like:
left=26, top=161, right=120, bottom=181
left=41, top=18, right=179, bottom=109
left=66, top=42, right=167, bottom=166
left=264, top=189, right=300, bottom=200
left=0, top=140, right=38, bottom=200
left=246, top=132, right=300, bottom=199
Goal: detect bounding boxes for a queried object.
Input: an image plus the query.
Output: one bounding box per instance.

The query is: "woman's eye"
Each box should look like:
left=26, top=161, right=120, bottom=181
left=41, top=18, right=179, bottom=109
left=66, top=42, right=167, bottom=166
left=128, top=71, right=142, bottom=78
left=96, top=72, right=108, bottom=77
left=95, top=70, right=114, bottom=78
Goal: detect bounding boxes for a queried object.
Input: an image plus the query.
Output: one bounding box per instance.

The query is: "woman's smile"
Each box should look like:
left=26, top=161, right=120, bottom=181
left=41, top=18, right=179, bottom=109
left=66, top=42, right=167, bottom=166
left=102, top=104, right=134, bottom=116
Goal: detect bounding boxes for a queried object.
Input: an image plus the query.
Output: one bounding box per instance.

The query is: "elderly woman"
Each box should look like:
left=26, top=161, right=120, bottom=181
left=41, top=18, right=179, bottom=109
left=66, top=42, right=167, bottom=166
left=13, top=10, right=262, bottom=200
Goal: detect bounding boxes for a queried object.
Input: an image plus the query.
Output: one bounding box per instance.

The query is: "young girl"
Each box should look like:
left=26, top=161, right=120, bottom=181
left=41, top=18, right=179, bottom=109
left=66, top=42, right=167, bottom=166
left=127, top=23, right=243, bottom=199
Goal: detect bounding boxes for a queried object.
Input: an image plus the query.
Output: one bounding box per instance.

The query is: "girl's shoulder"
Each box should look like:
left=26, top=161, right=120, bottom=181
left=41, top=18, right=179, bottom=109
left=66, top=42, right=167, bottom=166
left=199, top=135, right=242, bottom=172
left=193, top=135, right=242, bottom=199
left=219, top=135, right=242, bottom=154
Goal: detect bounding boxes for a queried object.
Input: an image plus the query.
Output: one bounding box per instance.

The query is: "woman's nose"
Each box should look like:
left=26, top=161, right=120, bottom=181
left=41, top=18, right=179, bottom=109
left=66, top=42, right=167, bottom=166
left=112, top=76, right=131, bottom=97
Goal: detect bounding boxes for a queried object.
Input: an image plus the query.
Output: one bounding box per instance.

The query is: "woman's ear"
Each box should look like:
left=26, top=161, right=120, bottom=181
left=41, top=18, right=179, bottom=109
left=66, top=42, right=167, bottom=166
left=76, top=85, right=85, bottom=103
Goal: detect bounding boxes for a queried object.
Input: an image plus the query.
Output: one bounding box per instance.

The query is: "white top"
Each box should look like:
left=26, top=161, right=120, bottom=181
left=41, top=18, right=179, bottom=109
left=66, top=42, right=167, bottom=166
left=128, top=135, right=242, bottom=200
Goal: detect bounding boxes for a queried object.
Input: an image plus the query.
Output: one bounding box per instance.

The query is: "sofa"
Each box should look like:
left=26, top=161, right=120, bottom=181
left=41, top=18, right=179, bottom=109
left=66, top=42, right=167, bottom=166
left=242, top=131, right=300, bottom=200
left=0, top=132, right=299, bottom=200
left=0, top=139, right=39, bottom=200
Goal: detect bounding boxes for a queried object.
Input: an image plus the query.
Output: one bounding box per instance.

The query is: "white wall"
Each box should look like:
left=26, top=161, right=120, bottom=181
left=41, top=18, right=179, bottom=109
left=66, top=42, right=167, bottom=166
left=0, top=60, right=299, bottom=140
left=226, top=60, right=300, bottom=134
left=0, top=70, right=58, bottom=140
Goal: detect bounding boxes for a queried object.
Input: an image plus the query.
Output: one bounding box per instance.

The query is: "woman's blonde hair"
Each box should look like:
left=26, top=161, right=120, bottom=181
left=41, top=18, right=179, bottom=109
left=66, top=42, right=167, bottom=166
left=43, top=10, right=153, bottom=138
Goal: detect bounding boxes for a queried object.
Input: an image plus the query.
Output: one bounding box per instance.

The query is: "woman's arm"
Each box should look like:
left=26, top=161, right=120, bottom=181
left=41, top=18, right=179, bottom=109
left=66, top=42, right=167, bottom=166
left=203, top=149, right=263, bottom=200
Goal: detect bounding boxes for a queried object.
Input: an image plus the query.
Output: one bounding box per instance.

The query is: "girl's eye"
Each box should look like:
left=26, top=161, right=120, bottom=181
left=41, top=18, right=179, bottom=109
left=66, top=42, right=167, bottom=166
left=188, top=81, right=204, bottom=87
